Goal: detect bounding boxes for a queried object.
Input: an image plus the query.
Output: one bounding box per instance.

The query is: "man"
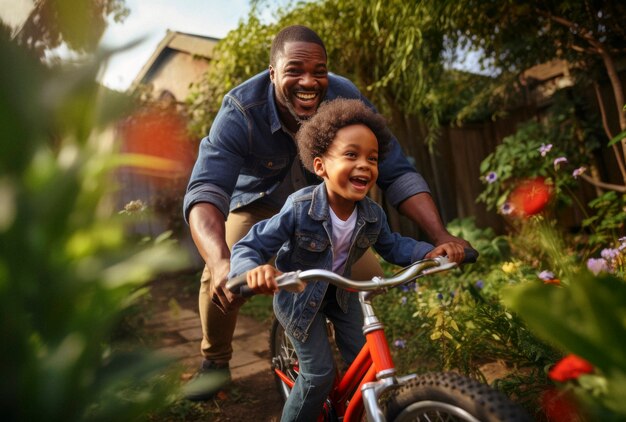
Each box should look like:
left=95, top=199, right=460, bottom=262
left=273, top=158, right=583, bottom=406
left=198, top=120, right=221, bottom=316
left=183, top=25, right=467, bottom=400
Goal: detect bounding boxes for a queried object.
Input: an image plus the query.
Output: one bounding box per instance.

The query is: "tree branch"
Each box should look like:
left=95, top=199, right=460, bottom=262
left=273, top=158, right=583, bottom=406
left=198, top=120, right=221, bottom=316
left=580, top=173, right=626, bottom=193
left=594, top=82, right=626, bottom=184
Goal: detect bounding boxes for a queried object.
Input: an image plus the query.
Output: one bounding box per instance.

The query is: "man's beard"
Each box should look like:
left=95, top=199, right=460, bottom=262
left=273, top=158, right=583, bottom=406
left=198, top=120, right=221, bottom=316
left=278, top=90, right=314, bottom=125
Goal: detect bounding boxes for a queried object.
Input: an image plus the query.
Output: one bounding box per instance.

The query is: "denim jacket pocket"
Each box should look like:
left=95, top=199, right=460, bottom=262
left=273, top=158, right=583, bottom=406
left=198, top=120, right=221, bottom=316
left=293, top=232, right=330, bottom=267
left=246, top=154, right=289, bottom=177
left=356, top=233, right=377, bottom=249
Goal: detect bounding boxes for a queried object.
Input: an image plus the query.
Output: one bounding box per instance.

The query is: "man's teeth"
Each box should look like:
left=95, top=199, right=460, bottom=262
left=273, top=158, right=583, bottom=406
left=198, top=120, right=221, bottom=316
left=296, top=92, right=316, bottom=100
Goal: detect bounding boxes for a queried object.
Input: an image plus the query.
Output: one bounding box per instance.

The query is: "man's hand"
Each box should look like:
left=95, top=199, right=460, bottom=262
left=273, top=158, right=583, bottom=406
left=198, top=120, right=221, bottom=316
left=431, top=232, right=470, bottom=264
left=210, top=258, right=246, bottom=313
left=246, top=264, right=281, bottom=295
left=425, top=241, right=465, bottom=264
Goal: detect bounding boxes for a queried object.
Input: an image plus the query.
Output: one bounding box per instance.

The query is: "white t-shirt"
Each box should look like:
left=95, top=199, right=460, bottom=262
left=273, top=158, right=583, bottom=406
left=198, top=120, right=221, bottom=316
left=329, top=206, right=358, bottom=274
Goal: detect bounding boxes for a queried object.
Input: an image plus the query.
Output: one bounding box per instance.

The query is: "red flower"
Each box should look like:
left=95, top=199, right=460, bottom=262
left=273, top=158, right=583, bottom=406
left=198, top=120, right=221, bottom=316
left=120, top=107, right=196, bottom=179
left=543, top=278, right=561, bottom=285
left=548, top=354, right=593, bottom=382
left=509, top=177, right=552, bottom=217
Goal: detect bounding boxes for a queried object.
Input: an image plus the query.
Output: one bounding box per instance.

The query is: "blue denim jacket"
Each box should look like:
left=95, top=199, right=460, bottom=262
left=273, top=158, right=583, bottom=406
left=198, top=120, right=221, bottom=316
left=183, top=69, right=429, bottom=222
left=229, top=183, right=434, bottom=342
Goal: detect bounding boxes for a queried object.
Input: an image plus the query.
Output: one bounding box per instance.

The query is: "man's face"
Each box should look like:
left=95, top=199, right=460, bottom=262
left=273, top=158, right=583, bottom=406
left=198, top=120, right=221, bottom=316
left=270, top=41, right=328, bottom=130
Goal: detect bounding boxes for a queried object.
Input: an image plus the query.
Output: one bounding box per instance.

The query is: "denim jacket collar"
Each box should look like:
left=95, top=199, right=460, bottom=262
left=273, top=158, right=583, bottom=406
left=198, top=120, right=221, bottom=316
left=267, top=79, right=284, bottom=135
left=309, top=182, right=378, bottom=224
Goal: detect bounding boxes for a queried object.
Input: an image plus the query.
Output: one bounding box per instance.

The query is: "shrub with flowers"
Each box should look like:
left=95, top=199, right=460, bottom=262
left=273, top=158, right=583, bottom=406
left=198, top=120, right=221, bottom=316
left=477, top=118, right=592, bottom=217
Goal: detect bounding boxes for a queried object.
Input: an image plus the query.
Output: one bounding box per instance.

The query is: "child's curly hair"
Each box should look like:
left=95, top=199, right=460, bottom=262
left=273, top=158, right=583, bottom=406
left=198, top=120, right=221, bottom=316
left=296, top=98, right=393, bottom=172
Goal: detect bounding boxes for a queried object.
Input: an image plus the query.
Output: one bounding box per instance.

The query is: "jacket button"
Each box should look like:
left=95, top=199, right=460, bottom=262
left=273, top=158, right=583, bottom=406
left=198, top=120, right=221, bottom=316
left=310, top=242, right=316, bottom=248
left=309, top=301, right=316, bottom=307
left=267, top=161, right=273, bottom=167
left=259, top=192, right=265, bottom=197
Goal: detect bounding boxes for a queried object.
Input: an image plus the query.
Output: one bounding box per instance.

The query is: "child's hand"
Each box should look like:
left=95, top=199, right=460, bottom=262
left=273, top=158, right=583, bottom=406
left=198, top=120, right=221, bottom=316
left=246, top=264, right=281, bottom=295
left=425, top=242, right=465, bottom=264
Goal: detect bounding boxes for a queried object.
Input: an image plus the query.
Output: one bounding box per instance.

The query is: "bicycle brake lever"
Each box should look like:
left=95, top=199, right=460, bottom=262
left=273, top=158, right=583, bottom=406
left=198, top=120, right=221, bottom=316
left=276, top=270, right=306, bottom=293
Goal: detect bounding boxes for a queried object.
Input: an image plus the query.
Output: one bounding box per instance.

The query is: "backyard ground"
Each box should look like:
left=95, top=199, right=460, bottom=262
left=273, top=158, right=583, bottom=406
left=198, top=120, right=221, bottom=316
left=143, top=271, right=283, bottom=421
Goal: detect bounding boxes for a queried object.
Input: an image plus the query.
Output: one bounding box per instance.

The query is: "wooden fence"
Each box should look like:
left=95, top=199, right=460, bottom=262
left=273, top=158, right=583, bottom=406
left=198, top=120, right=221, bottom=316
left=387, top=72, right=625, bottom=240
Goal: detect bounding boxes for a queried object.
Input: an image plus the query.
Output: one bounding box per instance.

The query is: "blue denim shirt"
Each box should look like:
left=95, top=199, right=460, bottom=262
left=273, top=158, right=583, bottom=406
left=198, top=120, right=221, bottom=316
left=229, top=183, right=434, bottom=342
left=183, top=69, right=429, bottom=222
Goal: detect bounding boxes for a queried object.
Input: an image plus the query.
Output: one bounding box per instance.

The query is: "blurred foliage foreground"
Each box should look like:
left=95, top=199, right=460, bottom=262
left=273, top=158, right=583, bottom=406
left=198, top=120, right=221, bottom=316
left=0, top=34, right=189, bottom=420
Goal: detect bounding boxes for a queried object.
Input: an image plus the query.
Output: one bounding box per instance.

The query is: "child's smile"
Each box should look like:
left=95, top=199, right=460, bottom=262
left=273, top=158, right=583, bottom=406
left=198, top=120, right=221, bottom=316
left=314, top=124, right=379, bottom=219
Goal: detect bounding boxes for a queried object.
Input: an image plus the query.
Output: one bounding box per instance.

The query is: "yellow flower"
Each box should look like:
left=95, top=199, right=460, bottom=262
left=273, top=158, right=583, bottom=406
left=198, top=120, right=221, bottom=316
left=502, top=262, right=518, bottom=274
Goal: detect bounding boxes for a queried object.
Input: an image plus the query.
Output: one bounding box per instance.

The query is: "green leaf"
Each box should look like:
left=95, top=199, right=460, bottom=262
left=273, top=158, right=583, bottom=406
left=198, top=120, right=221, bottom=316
left=608, top=129, right=626, bottom=147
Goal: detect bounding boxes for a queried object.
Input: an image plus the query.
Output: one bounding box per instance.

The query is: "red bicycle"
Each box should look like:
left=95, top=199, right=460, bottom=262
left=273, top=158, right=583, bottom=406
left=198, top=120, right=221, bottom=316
left=227, top=255, right=529, bottom=421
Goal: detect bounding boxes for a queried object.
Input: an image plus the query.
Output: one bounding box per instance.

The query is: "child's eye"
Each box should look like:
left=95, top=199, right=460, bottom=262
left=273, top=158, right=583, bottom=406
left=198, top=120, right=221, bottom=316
left=345, top=151, right=357, bottom=158
left=368, top=156, right=379, bottom=163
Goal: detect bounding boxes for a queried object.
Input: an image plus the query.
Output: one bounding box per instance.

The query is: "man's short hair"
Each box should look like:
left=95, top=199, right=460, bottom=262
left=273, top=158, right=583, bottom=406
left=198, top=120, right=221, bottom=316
left=296, top=98, right=393, bottom=173
left=270, top=25, right=327, bottom=66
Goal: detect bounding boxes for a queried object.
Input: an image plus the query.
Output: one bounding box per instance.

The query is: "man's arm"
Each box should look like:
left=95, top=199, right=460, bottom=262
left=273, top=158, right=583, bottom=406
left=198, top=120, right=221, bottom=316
left=188, top=202, right=237, bottom=311
left=398, top=192, right=469, bottom=263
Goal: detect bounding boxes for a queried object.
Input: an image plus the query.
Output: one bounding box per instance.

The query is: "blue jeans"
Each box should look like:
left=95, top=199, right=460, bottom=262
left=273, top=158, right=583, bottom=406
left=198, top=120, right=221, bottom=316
left=281, top=289, right=365, bottom=422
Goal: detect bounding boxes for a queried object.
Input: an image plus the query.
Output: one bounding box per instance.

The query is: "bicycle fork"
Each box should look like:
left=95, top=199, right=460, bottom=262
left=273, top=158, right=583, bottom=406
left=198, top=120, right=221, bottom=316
left=358, top=289, right=416, bottom=422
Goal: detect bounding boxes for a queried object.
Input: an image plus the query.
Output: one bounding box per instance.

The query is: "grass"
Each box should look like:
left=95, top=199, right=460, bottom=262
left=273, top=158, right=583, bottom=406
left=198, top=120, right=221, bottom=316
left=239, top=294, right=274, bottom=322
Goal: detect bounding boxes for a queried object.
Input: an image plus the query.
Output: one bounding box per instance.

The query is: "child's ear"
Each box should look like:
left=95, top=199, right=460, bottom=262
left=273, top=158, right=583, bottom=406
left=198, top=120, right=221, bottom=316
left=313, top=157, right=325, bottom=177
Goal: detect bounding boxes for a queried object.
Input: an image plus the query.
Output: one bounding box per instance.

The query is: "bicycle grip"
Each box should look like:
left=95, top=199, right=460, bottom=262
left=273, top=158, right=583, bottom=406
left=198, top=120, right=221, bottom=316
left=225, top=273, right=256, bottom=298
left=463, top=247, right=479, bottom=264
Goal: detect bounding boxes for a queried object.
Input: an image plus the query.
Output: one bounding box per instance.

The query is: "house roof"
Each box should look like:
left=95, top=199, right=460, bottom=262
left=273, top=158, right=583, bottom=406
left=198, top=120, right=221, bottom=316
left=130, top=30, right=219, bottom=91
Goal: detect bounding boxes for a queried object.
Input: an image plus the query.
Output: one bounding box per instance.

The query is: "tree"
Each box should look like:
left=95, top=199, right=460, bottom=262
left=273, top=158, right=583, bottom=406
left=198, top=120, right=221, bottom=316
left=13, top=0, right=129, bottom=60
left=187, top=0, right=486, bottom=200
left=439, top=0, right=626, bottom=191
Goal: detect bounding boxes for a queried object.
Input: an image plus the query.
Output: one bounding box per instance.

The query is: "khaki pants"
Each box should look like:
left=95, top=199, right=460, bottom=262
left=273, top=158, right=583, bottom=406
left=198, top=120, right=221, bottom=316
left=198, top=203, right=384, bottom=364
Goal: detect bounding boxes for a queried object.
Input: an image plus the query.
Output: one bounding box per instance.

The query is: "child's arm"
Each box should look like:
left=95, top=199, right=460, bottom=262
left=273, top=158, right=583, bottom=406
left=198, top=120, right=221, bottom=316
left=230, top=196, right=296, bottom=288
left=246, top=264, right=281, bottom=295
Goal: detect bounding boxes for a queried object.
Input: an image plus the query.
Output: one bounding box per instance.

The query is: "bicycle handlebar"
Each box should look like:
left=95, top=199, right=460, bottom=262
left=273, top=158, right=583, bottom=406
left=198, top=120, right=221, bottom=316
left=226, top=247, right=478, bottom=298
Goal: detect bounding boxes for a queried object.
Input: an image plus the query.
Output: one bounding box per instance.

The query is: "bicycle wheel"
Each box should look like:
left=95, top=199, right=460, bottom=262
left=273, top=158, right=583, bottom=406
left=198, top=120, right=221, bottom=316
left=381, top=372, right=530, bottom=422
left=269, top=317, right=298, bottom=402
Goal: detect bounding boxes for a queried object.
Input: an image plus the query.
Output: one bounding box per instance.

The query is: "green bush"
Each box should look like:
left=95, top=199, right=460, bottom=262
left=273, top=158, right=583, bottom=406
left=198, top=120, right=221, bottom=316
left=0, top=33, right=187, bottom=420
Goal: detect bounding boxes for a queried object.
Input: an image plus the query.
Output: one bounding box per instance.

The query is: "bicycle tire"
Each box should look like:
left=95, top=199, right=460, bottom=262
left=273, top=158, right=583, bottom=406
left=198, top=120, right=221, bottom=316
left=381, top=372, right=530, bottom=422
left=269, top=317, right=298, bottom=402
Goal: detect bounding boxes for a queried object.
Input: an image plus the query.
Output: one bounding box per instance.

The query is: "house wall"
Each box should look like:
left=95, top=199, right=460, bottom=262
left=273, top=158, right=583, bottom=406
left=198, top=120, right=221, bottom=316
left=144, top=48, right=210, bottom=101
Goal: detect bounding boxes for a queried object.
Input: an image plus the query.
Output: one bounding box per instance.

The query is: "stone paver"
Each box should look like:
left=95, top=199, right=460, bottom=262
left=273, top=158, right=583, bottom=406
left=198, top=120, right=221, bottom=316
left=147, top=302, right=271, bottom=380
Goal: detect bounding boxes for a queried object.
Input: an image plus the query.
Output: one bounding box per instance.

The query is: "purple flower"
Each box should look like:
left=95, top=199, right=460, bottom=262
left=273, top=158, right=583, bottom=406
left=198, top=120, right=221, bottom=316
left=540, top=143, right=553, bottom=157
left=486, top=171, right=498, bottom=184
left=475, top=280, right=484, bottom=289
left=401, top=296, right=407, bottom=305
left=587, top=258, right=608, bottom=276
left=601, top=248, right=620, bottom=260
left=394, top=339, right=406, bottom=349
left=554, top=157, right=568, bottom=170
left=538, top=270, right=555, bottom=281
left=572, top=166, right=586, bottom=179
left=500, top=202, right=514, bottom=215
left=437, top=292, right=444, bottom=300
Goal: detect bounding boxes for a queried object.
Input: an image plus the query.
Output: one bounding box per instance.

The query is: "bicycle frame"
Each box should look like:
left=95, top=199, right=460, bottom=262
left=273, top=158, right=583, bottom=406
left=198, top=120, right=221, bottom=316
left=265, top=257, right=459, bottom=421
left=228, top=251, right=534, bottom=422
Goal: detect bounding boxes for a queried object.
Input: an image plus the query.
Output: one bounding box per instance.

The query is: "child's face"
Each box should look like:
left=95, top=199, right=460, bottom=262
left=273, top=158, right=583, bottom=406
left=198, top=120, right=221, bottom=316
left=314, top=124, right=379, bottom=211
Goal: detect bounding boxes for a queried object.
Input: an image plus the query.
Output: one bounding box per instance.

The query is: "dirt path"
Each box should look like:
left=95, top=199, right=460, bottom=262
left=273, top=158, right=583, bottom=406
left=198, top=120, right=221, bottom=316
left=145, top=272, right=283, bottom=421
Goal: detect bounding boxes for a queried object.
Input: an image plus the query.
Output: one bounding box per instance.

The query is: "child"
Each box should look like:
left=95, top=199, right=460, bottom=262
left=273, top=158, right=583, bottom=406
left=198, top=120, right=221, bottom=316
left=229, top=98, right=460, bottom=421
